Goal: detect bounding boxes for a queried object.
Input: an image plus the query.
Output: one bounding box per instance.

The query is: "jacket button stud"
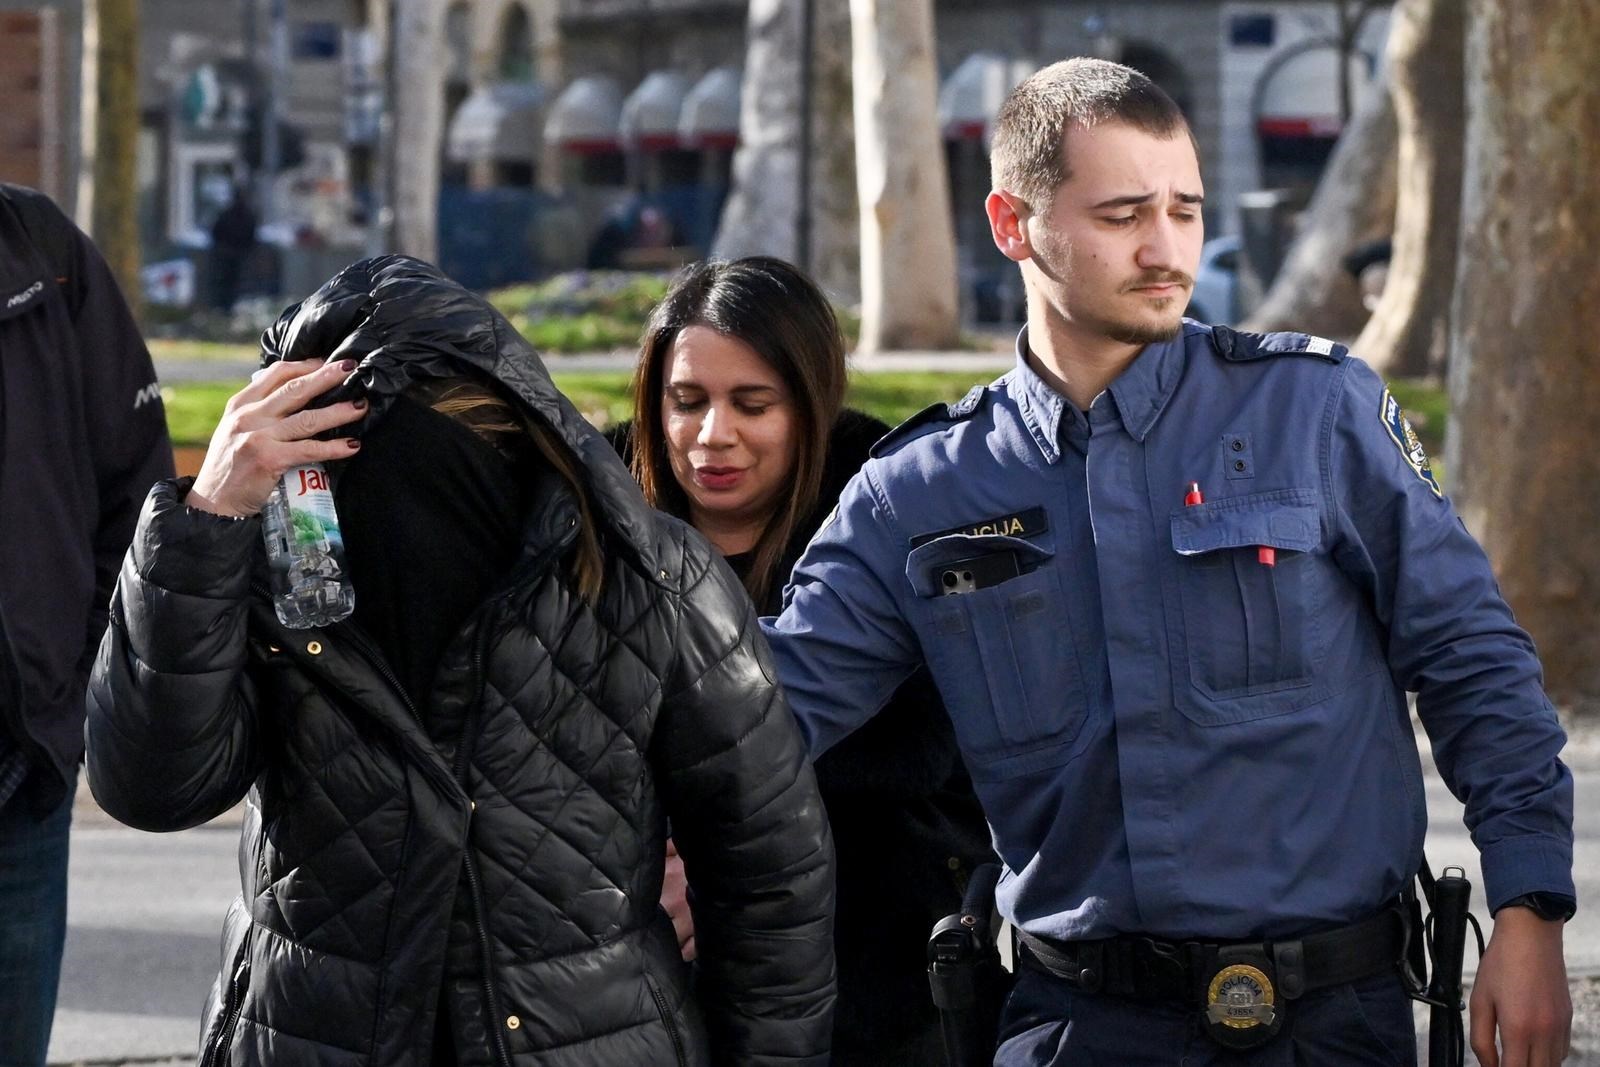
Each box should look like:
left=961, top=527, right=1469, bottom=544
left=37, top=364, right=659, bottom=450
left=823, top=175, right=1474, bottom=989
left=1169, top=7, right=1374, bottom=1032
left=1233, top=460, right=1247, bottom=472
left=1231, top=439, right=1245, bottom=452
left=470, top=800, right=477, bottom=812
left=306, top=641, right=323, bottom=655
left=506, top=1015, right=521, bottom=1030
left=947, top=856, right=961, bottom=871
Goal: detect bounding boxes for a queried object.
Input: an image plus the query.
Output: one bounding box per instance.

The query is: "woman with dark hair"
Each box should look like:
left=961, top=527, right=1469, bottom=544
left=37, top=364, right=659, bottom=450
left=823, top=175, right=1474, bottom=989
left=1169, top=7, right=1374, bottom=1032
left=84, top=256, right=835, bottom=1067
left=616, top=256, right=996, bottom=1066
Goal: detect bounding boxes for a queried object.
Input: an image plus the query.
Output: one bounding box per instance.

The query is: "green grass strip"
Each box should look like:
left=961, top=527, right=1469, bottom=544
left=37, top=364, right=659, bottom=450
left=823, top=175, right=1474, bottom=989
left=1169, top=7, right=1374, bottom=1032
left=160, top=371, right=1449, bottom=475
left=161, top=370, right=1004, bottom=446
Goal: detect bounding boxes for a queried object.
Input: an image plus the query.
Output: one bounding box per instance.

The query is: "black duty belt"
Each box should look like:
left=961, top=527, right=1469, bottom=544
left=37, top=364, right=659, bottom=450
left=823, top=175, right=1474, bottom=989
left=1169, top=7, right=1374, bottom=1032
left=1017, top=906, right=1410, bottom=1051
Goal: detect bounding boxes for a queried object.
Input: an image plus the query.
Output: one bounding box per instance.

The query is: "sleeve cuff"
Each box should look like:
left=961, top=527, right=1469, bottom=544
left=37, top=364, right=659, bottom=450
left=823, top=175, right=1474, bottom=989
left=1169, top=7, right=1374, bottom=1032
left=1478, top=834, right=1576, bottom=915
left=132, top=477, right=263, bottom=598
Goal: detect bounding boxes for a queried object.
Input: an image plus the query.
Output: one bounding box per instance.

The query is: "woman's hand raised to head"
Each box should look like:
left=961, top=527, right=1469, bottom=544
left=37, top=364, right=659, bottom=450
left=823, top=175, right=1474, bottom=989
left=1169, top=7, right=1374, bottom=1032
left=187, top=358, right=367, bottom=518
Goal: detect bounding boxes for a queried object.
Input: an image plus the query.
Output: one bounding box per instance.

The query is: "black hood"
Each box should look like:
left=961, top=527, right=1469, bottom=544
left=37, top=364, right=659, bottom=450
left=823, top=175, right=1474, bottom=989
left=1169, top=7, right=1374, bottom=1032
left=260, top=255, right=664, bottom=574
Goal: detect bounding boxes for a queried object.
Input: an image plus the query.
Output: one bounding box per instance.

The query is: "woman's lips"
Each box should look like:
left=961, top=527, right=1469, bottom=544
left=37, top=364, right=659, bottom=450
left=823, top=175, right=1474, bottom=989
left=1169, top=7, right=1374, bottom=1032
left=695, top=466, right=746, bottom=491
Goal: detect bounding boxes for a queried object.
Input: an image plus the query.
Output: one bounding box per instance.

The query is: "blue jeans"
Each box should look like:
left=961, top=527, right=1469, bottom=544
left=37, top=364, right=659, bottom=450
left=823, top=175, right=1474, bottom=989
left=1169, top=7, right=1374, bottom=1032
left=995, top=966, right=1417, bottom=1066
left=0, top=775, right=74, bottom=1067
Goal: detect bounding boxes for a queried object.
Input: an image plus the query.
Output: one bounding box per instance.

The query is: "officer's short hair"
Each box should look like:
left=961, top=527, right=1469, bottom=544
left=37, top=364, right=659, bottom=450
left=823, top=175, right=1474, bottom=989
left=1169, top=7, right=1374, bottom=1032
left=991, top=58, right=1193, bottom=209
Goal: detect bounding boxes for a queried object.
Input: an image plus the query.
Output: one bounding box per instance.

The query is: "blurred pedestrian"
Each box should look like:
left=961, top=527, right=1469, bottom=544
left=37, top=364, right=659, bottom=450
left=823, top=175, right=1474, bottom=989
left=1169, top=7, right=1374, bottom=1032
left=0, top=183, right=172, bottom=1066
left=209, top=182, right=258, bottom=313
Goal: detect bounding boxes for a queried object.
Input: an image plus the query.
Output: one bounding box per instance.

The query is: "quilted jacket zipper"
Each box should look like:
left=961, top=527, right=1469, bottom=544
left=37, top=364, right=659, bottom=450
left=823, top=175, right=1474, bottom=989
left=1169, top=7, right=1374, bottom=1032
left=331, top=622, right=422, bottom=726
left=454, top=632, right=514, bottom=1067
left=254, top=577, right=533, bottom=1067
left=199, top=941, right=251, bottom=1067
left=646, top=975, right=689, bottom=1067
left=255, top=599, right=443, bottom=1064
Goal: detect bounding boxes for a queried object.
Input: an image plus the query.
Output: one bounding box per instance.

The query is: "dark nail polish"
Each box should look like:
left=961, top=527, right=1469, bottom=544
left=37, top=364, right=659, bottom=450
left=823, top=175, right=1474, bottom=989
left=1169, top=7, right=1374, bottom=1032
left=338, top=359, right=357, bottom=372
left=347, top=439, right=361, bottom=449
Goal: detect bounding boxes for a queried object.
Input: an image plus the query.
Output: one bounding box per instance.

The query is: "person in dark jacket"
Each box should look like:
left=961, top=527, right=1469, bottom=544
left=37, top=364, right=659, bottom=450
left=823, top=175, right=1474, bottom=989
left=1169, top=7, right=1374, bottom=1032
left=85, top=255, right=835, bottom=1067
left=615, top=256, right=996, bottom=1066
left=0, top=183, right=173, bottom=1065
left=209, top=183, right=258, bottom=313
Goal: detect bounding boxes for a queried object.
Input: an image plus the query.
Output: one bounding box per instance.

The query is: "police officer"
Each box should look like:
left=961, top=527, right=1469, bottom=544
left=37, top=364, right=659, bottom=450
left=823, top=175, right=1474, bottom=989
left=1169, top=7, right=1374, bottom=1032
left=762, top=59, right=1574, bottom=1065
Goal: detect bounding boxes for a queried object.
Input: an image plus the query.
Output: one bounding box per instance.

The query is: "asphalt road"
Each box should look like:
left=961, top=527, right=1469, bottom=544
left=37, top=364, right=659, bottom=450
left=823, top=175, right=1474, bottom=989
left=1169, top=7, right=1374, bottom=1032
left=48, top=816, right=239, bottom=1064
left=47, top=720, right=1598, bottom=1065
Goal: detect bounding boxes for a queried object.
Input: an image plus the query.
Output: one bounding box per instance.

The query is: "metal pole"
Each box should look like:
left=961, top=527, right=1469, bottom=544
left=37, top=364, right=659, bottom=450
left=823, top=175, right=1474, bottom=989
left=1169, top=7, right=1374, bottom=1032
left=366, top=0, right=396, bottom=255
left=261, top=0, right=286, bottom=221
left=1336, top=0, right=1353, bottom=127
left=795, top=0, right=815, bottom=273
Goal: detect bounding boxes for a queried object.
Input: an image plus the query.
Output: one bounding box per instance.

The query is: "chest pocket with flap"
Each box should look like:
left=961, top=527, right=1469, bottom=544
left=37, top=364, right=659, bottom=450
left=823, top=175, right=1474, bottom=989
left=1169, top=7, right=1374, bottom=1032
left=1168, top=488, right=1323, bottom=719
left=905, top=534, right=1087, bottom=776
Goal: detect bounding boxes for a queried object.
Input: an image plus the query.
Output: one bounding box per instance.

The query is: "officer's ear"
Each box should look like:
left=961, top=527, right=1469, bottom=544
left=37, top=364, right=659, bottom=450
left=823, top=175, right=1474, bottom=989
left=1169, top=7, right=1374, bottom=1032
left=987, top=189, right=1033, bottom=263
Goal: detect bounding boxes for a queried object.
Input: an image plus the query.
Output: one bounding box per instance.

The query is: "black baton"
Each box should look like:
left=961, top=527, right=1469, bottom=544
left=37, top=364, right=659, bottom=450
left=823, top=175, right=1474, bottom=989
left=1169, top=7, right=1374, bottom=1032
left=1425, top=865, right=1473, bottom=1067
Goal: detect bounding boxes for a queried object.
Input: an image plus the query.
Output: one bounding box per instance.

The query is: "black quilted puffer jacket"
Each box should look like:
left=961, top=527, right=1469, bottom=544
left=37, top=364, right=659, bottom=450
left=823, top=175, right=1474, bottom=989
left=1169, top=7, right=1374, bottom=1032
left=85, top=257, right=836, bottom=1067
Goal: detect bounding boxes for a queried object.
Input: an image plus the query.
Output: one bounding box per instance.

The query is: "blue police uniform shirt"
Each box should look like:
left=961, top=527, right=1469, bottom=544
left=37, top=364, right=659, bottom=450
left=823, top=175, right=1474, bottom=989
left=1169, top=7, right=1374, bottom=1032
left=761, top=321, right=1575, bottom=942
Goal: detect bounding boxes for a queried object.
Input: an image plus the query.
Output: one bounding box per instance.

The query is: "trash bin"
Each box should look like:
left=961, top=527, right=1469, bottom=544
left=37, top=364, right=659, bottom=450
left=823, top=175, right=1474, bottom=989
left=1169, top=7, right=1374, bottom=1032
left=1235, top=188, right=1304, bottom=316
left=280, top=244, right=367, bottom=303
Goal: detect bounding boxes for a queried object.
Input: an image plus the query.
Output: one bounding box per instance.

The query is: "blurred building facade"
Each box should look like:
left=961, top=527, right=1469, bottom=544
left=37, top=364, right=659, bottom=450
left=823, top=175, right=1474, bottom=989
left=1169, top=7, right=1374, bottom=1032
left=10, top=0, right=1390, bottom=307
left=0, top=0, right=85, bottom=213
left=400, top=0, right=1394, bottom=298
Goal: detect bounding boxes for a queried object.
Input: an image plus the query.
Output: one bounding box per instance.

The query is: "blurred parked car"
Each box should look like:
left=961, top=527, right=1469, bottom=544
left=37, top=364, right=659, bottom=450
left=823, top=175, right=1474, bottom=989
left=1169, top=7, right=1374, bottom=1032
left=1187, top=235, right=1242, bottom=325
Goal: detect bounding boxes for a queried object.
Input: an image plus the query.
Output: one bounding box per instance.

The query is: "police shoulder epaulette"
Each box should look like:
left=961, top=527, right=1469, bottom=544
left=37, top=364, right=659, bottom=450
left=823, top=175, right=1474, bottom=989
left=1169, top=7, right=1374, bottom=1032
left=1209, top=324, right=1347, bottom=364
left=869, top=384, right=986, bottom=459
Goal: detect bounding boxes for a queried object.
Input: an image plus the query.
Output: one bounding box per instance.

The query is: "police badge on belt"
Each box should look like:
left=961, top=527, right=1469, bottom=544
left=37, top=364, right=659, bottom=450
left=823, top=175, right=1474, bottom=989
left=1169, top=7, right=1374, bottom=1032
left=1202, top=947, right=1285, bottom=1049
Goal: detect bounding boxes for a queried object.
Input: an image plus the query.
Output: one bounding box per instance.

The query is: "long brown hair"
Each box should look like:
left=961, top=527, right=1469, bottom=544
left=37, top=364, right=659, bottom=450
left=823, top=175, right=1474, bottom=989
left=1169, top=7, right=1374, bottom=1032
left=408, top=377, right=606, bottom=602
left=630, top=256, right=846, bottom=606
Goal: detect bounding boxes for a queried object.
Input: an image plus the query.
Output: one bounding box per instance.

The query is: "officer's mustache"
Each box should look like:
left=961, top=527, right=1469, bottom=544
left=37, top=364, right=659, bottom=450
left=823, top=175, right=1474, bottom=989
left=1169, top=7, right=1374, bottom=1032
left=1121, top=271, right=1194, bottom=292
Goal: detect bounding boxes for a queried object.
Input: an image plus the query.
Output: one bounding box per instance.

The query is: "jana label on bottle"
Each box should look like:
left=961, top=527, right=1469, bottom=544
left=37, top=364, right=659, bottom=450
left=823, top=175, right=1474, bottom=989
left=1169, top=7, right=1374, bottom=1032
left=284, top=465, right=344, bottom=549
left=267, top=462, right=354, bottom=628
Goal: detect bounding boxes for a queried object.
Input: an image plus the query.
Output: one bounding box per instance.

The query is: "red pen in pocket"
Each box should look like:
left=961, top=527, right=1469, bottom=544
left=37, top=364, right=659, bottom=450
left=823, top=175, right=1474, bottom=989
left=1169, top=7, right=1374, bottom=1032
left=1185, top=480, right=1275, bottom=566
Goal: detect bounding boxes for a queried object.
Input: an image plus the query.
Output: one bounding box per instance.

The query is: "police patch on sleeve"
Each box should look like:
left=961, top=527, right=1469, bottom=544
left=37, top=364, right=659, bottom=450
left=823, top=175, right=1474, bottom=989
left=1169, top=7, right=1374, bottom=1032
left=1380, top=387, right=1443, bottom=499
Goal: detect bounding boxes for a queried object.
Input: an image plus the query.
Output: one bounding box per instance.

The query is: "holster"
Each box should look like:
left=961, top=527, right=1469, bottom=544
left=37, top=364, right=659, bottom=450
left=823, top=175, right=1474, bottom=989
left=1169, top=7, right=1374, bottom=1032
left=928, top=863, right=1014, bottom=1067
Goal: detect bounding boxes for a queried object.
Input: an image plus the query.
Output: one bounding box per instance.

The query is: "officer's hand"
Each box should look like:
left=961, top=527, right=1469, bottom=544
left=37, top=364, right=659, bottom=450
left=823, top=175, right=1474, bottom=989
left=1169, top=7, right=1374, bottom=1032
left=660, top=838, right=697, bottom=962
left=188, top=359, right=366, bottom=518
left=1468, top=905, right=1571, bottom=1067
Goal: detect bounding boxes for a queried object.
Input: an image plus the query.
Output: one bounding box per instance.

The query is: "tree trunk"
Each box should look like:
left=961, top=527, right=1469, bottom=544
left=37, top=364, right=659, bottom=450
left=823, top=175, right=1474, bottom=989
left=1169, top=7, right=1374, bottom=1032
left=711, top=0, right=859, bottom=302
left=1449, top=0, right=1600, bottom=714
left=1242, top=73, right=1396, bottom=339
left=849, top=0, right=958, bottom=351
left=90, top=0, right=140, bottom=315
left=1353, top=0, right=1464, bottom=378
left=390, top=0, right=443, bottom=264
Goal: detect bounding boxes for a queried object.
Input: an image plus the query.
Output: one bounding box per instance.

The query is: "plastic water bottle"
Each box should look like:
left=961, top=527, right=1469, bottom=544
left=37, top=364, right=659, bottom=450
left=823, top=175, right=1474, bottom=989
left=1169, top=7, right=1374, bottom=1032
left=262, top=463, right=355, bottom=628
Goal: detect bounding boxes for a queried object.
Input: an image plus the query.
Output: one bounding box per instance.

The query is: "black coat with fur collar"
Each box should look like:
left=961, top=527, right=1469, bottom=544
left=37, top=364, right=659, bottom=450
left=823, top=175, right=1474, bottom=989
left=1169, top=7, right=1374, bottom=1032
left=85, top=257, right=835, bottom=1067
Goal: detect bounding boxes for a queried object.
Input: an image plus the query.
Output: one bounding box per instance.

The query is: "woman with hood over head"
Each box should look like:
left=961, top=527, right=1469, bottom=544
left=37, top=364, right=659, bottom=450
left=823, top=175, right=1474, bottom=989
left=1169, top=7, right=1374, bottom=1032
left=84, top=256, right=836, bottom=1067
